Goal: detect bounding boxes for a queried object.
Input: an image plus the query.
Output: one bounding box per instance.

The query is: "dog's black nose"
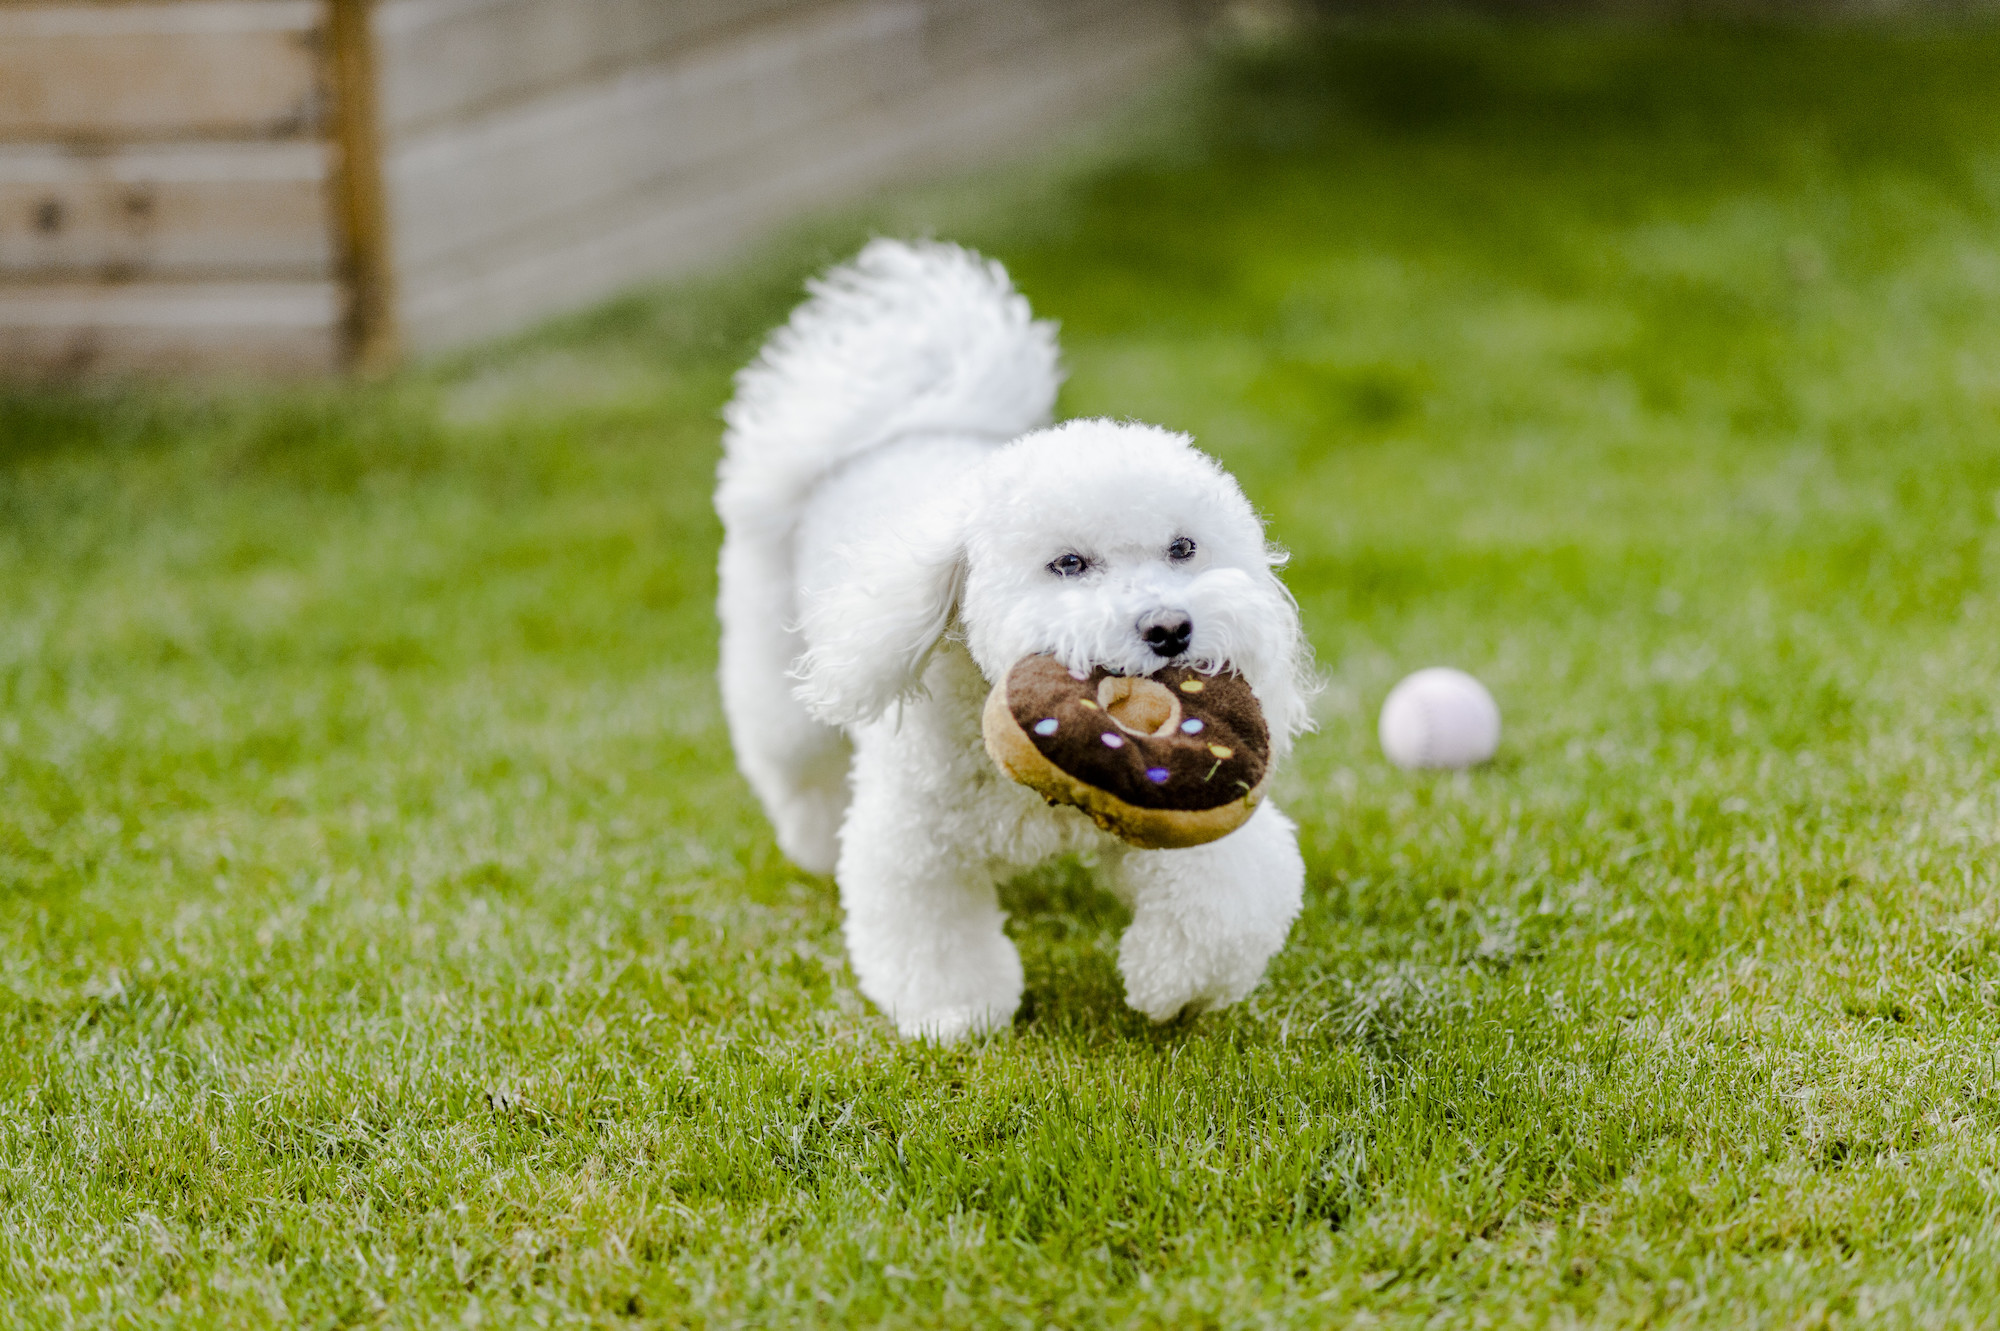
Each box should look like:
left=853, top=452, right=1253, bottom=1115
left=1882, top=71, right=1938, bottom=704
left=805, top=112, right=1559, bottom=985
left=1138, top=610, right=1194, bottom=659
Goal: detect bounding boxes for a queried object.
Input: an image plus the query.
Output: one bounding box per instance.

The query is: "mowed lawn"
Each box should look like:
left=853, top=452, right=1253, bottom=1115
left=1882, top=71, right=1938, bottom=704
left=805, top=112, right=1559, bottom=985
left=9, top=22, right=2000, bottom=1328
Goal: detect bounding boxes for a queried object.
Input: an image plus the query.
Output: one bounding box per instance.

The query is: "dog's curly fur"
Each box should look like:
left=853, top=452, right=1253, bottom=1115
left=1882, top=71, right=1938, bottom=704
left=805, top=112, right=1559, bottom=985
left=717, top=240, right=1313, bottom=1040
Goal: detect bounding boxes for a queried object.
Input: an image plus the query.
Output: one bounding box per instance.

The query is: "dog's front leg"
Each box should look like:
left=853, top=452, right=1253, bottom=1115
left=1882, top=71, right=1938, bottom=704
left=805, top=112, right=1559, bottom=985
left=835, top=736, right=1023, bottom=1041
left=1110, top=801, right=1305, bottom=1023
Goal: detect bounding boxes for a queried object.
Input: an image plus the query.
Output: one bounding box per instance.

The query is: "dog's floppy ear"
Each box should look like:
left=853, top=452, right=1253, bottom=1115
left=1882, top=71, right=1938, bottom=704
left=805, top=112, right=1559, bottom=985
left=1252, top=564, right=1320, bottom=761
left=793, top=505, right=966, bottom=728
left=1194, top=559, right=1320, bottom=763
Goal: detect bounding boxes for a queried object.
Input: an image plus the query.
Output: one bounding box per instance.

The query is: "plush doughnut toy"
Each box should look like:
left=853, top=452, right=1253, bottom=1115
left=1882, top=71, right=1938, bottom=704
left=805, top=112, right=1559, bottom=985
left=981, top=655, right=1270, bottom=849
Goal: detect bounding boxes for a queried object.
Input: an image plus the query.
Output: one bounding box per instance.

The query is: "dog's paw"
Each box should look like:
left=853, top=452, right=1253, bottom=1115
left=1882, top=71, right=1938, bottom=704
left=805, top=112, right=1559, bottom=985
left=1117, top=913, right=1271, bottom=1024
left=772, top=782, right=847, bottom=876
left=893, top=1002, right=1016, bottom=1043
left=854, top=927, right=1024, bottom=1043
left=775, top=820, right=840, bottom=877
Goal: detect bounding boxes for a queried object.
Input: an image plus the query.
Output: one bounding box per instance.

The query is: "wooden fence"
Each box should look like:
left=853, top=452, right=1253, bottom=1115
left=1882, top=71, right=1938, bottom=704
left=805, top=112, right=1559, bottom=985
left=0, top=0, right=1199, bottom=376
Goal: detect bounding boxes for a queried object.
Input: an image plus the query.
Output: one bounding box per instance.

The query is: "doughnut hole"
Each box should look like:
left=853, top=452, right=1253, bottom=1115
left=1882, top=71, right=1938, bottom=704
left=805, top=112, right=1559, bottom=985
left=1099, top=675, right=1181, bottom=737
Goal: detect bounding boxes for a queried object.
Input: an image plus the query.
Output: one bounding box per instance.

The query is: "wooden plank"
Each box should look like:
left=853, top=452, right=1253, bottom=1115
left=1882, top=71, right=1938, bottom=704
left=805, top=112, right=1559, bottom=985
left=394, top=6, right=1190, bottom=349
left=0, top=2, right=326, bottom=141
left=328, top=0, right=397, bottom=370
left=919, top=0, right=1156, bottom=73
left=0, top=143, right=333, bottom=279
left=382, top=1, right=930, bottom=275
left=370, top=0, right=803, bottom=135
left=0, top=280, right=341, bottom=375
left=369, top=0, right=1147, bottom=137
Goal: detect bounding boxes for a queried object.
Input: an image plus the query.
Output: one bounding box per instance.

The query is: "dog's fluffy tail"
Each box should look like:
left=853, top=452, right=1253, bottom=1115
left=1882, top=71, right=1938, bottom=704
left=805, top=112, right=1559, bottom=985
left=715, top=240, right=1057, bottom=872
left=715, top=239, right=1061, bottom=536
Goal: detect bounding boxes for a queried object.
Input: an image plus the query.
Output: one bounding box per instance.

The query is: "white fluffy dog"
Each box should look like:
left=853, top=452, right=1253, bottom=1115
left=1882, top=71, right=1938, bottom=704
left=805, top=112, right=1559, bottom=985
left=716, top=240, right=1313, bottom=1040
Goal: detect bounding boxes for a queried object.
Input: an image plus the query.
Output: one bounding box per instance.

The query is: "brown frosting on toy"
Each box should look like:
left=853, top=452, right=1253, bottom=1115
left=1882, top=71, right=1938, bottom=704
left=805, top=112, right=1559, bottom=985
left=981, top=655, right=1270, bottom=849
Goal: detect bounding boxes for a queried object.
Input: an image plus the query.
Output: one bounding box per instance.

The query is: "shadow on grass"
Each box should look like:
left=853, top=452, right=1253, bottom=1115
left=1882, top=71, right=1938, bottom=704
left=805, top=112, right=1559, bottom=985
left=995, top=855, right=1250, bottom=1048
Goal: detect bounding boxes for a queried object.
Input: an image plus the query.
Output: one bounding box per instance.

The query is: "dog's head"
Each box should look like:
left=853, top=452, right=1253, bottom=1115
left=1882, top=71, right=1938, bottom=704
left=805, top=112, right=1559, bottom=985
left=795, top=420, right=1316, bottom=754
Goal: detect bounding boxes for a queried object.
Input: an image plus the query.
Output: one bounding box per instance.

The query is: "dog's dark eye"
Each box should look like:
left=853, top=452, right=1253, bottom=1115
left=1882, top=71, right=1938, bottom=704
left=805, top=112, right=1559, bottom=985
left=1167, top=537, right=1197, bottom=562
left=1048, top=552, right=1089, bottom=578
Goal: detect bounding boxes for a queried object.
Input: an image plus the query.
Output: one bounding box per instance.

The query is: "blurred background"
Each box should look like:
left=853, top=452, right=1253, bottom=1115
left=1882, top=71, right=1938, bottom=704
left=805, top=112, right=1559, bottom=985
left=2, top=0, right=1217, bottom=377
left=7, top=0, right=1979, bottom=380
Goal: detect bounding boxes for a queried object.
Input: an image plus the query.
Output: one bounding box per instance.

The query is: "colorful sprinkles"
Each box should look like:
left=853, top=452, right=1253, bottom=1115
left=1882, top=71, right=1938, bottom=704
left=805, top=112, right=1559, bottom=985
left=993, top=657, right=1269, bottom=831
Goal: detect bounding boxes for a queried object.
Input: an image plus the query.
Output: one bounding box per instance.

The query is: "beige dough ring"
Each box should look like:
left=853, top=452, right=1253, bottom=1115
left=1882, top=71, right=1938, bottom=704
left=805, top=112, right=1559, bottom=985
left=981, top=655, right=1269, bottom=850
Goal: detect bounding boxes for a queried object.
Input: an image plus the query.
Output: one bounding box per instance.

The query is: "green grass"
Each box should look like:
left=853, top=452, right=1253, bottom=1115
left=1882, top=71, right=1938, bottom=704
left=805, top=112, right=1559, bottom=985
left=8, top=20, right=2000, bottom=1327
